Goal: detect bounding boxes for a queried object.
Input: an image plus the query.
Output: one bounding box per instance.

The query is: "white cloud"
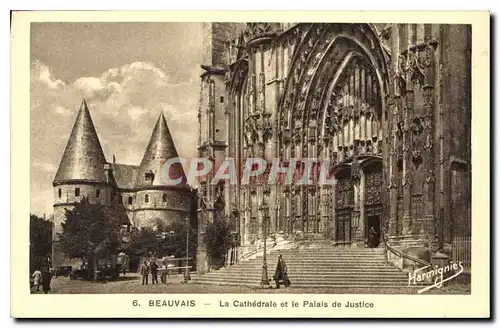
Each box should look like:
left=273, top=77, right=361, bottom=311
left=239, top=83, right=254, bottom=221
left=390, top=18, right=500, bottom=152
left=74, top=77, right=104, bottom=93
left=128, top=106, right=148, bottom=120
left=33, top=60, right=65, bottom=89
left=31, top=59, right=200, bottom=216
left=53, top=105, right=71, bottom=116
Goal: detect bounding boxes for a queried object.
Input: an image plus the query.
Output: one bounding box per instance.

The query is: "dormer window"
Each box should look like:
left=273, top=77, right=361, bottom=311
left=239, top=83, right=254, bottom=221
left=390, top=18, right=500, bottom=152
left=145, top=171, right=155, bottom=182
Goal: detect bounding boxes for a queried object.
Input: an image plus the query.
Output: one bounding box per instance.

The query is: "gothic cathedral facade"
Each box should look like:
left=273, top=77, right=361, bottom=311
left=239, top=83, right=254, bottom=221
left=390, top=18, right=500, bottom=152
left=196, top=23, right=471, bottom=273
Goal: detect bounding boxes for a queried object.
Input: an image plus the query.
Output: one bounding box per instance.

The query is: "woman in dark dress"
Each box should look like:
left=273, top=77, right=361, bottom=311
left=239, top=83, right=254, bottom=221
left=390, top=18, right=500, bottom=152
left=368, top=226, right=379, bottom=248
left=41, top=267, right=52, bottom=294
left=273, top=255, right=291, bottom=289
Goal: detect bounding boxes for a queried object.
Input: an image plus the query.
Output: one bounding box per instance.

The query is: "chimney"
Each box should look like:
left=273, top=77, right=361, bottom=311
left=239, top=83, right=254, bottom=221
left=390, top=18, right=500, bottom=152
left=104, top=164, right=112, bottom=184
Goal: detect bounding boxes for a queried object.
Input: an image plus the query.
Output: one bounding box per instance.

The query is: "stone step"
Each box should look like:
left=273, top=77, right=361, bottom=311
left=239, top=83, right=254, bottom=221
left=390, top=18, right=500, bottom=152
left=255, top=255, right=388, bottom=259
left=199, top=239, right=407, bottom=289
left=193, top=281, right=416, bottom=289
left=201, top=275, right=408, bottom=282
left=263, top=254, right=386, bottom=258
left=274, top=250, right=385, bottom=252
left=256, top=259, right=387, bottom=263
left=223, top=269, right=399, bottom=275
left=223, top=265, right=400, bottom=271
left=225, top=264, right=398, bottom=270
left=205, top=271, right=405, bottom=277
left=196, top=279, right=408, bottom=288
left=218, top=265, right=401, bottom=271
left=240, top=256, right=386, bottom=260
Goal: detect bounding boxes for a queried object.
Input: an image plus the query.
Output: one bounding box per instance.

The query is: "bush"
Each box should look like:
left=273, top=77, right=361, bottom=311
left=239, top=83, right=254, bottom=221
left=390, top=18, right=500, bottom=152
left=202, top=219, right=234, bottom=269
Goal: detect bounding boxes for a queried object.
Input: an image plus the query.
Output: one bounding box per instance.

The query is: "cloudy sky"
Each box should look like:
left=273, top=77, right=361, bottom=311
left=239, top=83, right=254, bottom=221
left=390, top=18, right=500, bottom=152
left=31, top=23, right=203, bottom=216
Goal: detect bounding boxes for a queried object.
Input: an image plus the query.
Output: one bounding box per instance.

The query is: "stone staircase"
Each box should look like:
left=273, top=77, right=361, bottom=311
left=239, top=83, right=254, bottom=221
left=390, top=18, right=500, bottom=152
left=194, top=241, right=411, bottom=289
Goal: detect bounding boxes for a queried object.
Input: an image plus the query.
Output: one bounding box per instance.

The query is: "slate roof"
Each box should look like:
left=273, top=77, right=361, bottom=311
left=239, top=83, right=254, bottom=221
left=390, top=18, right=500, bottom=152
left=135, top=113, right=187, bottom=188
left=53, top=100, right=107, bottom=184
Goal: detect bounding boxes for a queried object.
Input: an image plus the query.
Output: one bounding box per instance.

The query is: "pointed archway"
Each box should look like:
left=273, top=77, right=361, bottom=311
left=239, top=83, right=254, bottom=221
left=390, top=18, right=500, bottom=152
left=277, top=23, right=390, bottom=244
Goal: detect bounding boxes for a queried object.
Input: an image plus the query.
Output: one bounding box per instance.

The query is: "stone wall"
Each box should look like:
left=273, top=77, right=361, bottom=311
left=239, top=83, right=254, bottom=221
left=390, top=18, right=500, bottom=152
left=202, top=23, right=246, bottom=68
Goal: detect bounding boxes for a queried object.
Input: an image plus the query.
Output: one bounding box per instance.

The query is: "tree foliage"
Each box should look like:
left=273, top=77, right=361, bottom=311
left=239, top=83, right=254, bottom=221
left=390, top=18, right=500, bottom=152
left=202, top=219, right=234, bottom=269
left=126, top=219, right=197, bottom=260
left=125, top=227, right=158, bottom=257
left=157, top=221, right=197, bottom=258
left=30, top=214, right=52, bottom=271
left=58, top=198, right=122, bottom=261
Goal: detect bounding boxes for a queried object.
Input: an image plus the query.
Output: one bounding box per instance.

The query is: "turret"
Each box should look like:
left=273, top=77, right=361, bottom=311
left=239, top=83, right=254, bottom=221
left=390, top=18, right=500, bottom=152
left=52, top=100, right=110, bottom=267
left=133, top=113, right=192, bottom=229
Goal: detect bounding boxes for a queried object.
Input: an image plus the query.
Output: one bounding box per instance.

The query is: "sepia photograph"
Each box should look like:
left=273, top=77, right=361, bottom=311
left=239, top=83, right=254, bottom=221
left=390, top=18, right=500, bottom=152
left=11, top=10, right=490, bottom=318
left=28, top=20, right=473, bottom=295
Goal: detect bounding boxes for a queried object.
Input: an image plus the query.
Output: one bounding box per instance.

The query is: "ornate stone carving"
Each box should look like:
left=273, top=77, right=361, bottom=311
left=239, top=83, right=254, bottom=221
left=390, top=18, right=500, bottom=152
left=411, top=118, right=424, bottom=135
left=387, top=176, right=397, bottom=190
left=402, top=174, right=412, bottom=189
left=425, top=170, right=436, bottom=184
left=365, top=171, right=382, bottom=204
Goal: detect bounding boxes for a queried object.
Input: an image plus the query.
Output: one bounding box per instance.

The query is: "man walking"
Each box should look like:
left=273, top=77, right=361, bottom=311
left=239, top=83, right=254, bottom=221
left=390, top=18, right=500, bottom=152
left=141, top=261, right=150, bottom=285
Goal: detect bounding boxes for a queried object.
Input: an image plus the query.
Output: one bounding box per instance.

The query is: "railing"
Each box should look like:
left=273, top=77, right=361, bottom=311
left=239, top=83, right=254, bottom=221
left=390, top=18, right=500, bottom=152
left=237, top=246, right=263, bottom=262
left=381, top=229, right=430, bottom=271
left=236, top=235, right=284, bottom=262
left=452, top=236, right=471, bottom=269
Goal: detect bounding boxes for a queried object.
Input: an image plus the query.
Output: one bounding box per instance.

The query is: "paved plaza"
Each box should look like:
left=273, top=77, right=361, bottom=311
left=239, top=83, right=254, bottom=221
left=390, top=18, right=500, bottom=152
left=30, top=273, right=471, bottom=295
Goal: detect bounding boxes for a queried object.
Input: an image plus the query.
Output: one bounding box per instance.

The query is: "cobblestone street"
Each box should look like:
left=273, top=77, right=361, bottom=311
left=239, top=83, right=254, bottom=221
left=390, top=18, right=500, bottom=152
left=30, top=274, right=471, bottom=295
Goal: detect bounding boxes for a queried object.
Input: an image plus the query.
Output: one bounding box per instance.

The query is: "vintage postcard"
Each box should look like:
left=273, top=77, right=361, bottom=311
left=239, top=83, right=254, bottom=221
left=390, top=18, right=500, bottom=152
left=11, top=10, right=490, bottom=318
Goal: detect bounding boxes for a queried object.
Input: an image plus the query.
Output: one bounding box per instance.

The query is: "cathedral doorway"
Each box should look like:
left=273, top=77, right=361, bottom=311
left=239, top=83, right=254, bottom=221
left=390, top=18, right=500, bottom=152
left=334, top=168, right=354, bottom=244
left=335, top=210, right=351, bottom=243
left=363, top=159, right=383, bottom=248
left=366, top=214, right=381, bottom=248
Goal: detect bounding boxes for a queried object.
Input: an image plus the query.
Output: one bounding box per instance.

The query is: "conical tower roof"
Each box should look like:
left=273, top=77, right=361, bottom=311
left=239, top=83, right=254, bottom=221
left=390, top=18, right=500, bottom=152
left=53, top=100, right=107, bottom=184
left=135, top=113, right=186, bottom=187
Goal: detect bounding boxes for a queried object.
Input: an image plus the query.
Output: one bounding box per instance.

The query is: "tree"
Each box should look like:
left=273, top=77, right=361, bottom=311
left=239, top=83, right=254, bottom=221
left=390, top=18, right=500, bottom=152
left=125, top=227, right=159, bottom=257
left=30, top=214, right=52, bottom=272
left=126, top=220, right=197, bottom=261
left=58, top=198, right=122, bottom=280
left=202, top=219, right=233, bottom=269
left=158, top=221, right=197, bottom=259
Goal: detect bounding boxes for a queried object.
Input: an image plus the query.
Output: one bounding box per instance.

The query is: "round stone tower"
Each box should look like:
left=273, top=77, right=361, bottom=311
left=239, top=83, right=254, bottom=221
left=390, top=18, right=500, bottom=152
left=52, top=100, right=111, bottom=267
left=132, top=113, right=193, bottom=229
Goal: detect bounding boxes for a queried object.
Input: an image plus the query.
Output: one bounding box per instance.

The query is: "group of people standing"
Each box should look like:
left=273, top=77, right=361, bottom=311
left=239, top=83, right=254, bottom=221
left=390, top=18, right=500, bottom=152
left=140, top=260, right=169, bottom=285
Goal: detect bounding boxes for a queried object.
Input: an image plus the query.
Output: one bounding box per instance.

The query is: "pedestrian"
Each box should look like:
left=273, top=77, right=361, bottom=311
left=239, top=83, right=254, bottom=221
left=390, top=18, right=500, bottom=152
left=368, top=226, right=378, bottom=248
left=41, top=267, right=52, bottom=294
left=151, top=261, right=158, bottom=284
left=141, top=261, right=150, bottom=285
left=32, top=269, right=42, bottom=292
left=273, top=254, right=291, bottom=289
left=160, top=262, right=168, bottom=284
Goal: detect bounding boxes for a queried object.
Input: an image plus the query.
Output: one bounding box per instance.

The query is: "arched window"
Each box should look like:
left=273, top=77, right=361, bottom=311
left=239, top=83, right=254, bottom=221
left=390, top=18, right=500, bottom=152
left=163, top=193, right=167, bottom=203
left=128, top=196, right=133, bottom=205
left=145, top=194, right=149, bottom=203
